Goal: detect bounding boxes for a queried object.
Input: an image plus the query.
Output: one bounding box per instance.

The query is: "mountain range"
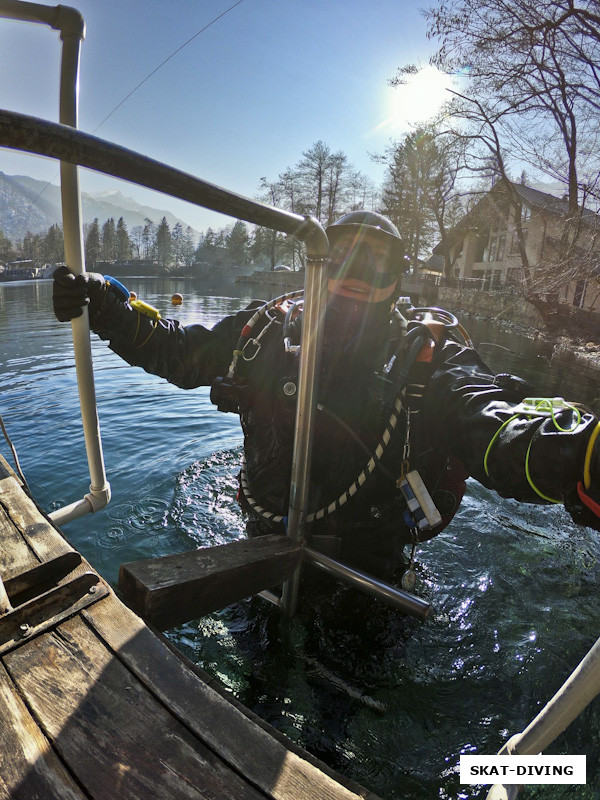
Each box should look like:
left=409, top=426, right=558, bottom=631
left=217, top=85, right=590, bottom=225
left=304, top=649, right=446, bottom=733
left=0, top=172, right=200, bottom=242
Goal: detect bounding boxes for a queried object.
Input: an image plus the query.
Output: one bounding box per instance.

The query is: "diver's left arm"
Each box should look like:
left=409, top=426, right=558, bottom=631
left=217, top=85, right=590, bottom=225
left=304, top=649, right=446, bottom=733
left=52, top=266, right=239, bottom=388
left=420, top=341, right=600, bottom=529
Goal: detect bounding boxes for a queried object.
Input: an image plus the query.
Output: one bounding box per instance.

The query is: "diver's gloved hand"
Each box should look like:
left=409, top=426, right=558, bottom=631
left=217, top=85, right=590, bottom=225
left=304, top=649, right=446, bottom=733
left=589, top=428, right=600, bottom=504
left=568, top=422, right=600, bottom=531
left=52, top=265, right=106, bottom=322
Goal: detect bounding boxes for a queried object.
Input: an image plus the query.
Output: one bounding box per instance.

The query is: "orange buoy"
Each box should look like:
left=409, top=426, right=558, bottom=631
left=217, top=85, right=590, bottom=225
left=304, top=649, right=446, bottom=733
left=171, top=293, right=183, bottom=306
left=129, top=291, right=137, bottom=301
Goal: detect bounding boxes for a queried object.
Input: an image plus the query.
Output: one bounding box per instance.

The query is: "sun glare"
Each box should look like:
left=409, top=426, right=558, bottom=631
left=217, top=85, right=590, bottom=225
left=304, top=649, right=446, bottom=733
left=372, top=66, right=454, bottom=135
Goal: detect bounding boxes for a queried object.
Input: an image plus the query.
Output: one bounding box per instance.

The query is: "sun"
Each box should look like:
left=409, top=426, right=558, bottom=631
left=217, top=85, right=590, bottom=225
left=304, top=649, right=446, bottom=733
left=373, top=65, right=454, bottom=135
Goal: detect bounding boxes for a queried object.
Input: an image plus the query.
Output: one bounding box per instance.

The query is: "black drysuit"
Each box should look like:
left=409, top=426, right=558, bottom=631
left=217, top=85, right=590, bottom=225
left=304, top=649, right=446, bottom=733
left=85, top=280, right=600, bottom=577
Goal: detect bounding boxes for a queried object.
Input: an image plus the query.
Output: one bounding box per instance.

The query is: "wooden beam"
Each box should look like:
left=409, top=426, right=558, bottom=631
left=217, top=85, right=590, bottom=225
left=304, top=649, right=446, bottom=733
left=118, top=535, right=301, bottom=629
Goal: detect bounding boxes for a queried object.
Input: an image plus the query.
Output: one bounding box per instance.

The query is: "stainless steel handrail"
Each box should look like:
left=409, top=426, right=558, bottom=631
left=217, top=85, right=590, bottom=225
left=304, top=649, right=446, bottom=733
left=486, top=633, right=600, bottom=799
left=0, top=109, right=319, bottom=238
left=304, top=548, right=431, bottom=619
left=0, top=106, right=429, bottom=621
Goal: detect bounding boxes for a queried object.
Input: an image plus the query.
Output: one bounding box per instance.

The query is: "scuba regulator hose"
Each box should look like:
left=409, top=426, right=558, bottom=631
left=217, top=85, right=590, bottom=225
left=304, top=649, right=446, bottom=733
left=238, top=320, right=433, bottom=528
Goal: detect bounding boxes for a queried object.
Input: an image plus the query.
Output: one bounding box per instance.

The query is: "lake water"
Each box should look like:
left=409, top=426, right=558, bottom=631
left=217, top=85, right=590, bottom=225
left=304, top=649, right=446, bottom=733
left=2, top=277, right=600, bottom=800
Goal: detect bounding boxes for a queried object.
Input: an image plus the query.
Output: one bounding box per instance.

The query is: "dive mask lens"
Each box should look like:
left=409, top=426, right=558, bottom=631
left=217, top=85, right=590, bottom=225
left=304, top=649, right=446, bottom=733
left=328, top=241, right=377, bottom=281
left=328, top=241, right=397, bottom=292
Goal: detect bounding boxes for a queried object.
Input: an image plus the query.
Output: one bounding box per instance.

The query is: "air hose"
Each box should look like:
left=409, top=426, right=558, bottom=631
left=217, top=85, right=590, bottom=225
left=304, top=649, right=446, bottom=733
left=239, top=322, right=432, bottom=527
left=226, top=290, right=304, bottom=379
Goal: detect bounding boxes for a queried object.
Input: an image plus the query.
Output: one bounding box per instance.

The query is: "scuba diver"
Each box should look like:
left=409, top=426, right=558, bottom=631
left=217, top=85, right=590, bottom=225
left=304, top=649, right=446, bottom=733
left=52, top=210, right=600, bottom=581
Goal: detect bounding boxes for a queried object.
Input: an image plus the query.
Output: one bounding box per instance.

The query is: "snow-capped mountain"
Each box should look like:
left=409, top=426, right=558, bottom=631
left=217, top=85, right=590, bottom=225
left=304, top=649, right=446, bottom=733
left=0, top=172, right=200, bottom=241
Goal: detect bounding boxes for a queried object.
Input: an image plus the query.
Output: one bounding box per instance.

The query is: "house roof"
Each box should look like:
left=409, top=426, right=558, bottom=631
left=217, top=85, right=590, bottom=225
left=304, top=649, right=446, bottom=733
left=422, top=253, right=444, bottom=273
left=433, top=181, right=600, bottom=255
left=512, top=184, right=599, bottom=225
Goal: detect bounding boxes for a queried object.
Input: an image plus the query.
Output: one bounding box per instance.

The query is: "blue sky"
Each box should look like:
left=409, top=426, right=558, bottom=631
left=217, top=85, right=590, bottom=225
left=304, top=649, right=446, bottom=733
left=0, top=0, right=451, bottom=233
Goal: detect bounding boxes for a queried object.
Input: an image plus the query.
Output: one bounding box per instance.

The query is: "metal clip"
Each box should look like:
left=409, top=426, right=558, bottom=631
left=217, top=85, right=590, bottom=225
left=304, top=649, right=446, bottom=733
left=242, top=311, right=280, bottom=361
left=401, top=540, right=418, bottom=591
left=284, top=337, right=300, bottom=354
left=242, top=338, right=262, bottom=361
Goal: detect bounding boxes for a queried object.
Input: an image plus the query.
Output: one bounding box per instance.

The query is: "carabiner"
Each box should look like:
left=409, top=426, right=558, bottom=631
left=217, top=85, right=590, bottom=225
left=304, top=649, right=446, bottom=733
left=242, top=338, right=262, bottom=361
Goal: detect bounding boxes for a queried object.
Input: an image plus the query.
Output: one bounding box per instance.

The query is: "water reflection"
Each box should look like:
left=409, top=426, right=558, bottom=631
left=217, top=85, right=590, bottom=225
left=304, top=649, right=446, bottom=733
left=467, top=316, right=600, bottom=411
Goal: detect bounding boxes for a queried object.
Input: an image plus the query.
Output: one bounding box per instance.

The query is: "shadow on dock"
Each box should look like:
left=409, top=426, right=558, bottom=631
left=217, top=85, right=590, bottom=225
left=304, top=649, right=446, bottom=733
left=0, top=455, right=382, bottom=800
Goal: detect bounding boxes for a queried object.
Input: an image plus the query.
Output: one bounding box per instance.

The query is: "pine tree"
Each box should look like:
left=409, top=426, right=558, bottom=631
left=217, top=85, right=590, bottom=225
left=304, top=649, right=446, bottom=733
left=43, top=224, right=65, bottom=265
left=377, top=127, right=464, bottom=274
left=85, top=218, right=101, bottom=268
left=101, top=218, right=116, bottom=262
left=182, top=226, right=196, bottom=266
left=0, top=230, right=16, bottom=263
left=226, top=220, right=251, bottom=265
left=116, top=217, right=132, bottom=262
left=171, top=222, right=184, bottom=266
left=155, top=217, right=172, bottom=267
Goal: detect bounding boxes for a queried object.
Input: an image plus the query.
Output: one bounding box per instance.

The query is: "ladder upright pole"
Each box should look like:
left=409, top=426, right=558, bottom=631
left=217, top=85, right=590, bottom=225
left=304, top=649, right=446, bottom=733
left=280, top=218, right=329, bottom=617
left=52, top=6, right=111, bottom=524
left=0, top=1, right=111, bottom=525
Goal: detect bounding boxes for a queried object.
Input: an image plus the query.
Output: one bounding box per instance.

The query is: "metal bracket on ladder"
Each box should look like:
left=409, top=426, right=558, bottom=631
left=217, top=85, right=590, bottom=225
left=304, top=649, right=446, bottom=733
left=0, top=552, right=108, bottom=655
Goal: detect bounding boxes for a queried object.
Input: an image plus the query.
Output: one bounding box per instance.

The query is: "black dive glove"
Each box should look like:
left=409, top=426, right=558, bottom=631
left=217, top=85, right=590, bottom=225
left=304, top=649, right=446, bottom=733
left=583, top=427, right=600, bottom=521
left=52, top=265, right=106, bottom=322
left=565, top=422, right=600, bottom=531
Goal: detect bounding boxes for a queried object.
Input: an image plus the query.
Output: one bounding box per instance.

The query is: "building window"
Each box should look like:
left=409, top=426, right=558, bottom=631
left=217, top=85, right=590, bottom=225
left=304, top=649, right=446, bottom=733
left=497, top=233, right=506, bottom=261
left=485, top=232, right=507, bottom=262
left=476, top=237, right=487, bottom=262
left=510, top=229, right=528, bottom=253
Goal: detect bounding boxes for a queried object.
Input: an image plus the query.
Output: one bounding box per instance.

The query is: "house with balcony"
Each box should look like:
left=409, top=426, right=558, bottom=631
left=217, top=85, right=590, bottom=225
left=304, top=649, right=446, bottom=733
left=432, top=182, right=600, bottom=311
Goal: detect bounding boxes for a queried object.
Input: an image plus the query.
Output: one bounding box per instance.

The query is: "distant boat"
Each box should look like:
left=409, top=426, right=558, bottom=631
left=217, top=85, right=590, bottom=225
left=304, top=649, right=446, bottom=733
left=37, top=263, right=58, bottom=279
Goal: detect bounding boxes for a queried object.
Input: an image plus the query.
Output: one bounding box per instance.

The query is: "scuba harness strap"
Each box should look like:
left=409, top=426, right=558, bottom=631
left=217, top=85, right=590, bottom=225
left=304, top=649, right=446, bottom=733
left=215, top=295, right=468, bottom=533
left=210, top=290, right=303, bottom=414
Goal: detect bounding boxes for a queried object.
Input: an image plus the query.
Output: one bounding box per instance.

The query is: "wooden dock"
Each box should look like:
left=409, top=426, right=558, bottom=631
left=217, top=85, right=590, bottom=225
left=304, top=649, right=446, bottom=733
left=0, top=455, right=381, bottom=800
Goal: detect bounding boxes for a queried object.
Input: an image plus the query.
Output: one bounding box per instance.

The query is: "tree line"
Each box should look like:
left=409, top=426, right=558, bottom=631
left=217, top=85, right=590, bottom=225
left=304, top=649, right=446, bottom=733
left=0, top=141, right=382, bottom=273
left=0, top=215, right=199, bottom=271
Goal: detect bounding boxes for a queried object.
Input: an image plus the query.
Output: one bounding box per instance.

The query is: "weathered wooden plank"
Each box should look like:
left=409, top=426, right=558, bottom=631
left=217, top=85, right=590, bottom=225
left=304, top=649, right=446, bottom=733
left=0, top=487, right=37, bottom=580
left=4, top=618, right=267, bottom=800
left=0, top=456, right=19, bottom=482
left=4, top=552, right=82, bottom=603
left=0, top=661, right=85, bottom=800
left=83, top=594, right=382, bottom=800
left=0, top=473, right=73, bottom=569
left=118, top=535, right=301, bottom=629
left=0, top=455, right=381, bottom=800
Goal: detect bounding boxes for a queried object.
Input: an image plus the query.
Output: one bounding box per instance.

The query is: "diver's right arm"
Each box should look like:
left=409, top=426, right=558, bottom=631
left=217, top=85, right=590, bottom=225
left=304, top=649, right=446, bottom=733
left=52, top=266, right=238, bottom=388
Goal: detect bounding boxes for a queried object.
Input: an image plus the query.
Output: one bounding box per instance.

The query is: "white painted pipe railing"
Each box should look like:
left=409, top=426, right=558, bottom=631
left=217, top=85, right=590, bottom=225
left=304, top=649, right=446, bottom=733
left=0, top=1, right=111, bottom=525
left=486, top=633, right=600, bottom=799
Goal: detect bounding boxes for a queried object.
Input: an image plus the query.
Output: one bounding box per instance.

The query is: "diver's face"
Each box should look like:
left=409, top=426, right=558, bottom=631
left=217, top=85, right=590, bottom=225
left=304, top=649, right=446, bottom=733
left=327, top=229, right=397, bottom=303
